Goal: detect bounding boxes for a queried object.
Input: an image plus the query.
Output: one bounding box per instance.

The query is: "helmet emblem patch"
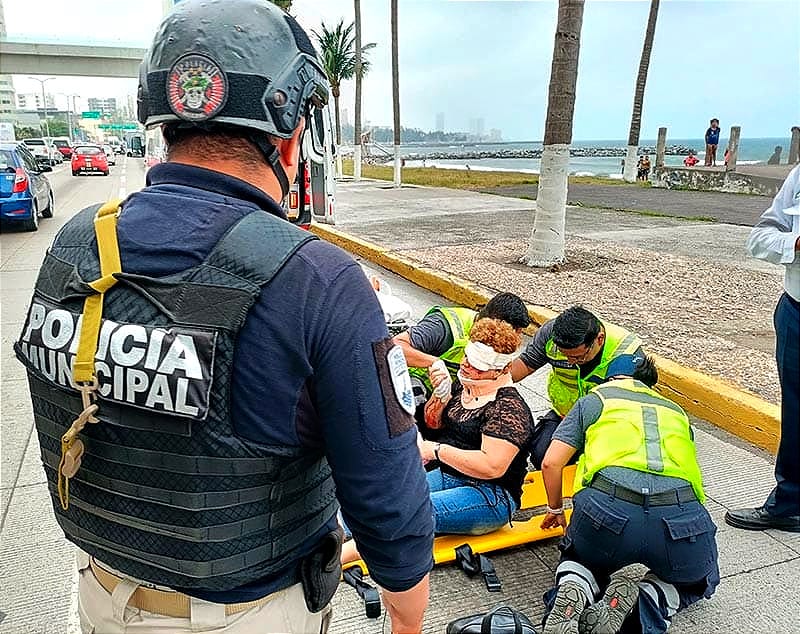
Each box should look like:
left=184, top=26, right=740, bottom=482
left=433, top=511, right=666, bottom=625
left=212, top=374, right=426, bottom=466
left=167, top=54, right=228, bottom=121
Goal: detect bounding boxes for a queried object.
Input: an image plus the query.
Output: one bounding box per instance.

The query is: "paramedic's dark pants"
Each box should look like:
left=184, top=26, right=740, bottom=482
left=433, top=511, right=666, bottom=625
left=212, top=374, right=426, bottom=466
left=766, top=292, right=800, bottom=517
left=549, top=486, right=720, bottom=633
left=530, top=410, right=563, bottom=469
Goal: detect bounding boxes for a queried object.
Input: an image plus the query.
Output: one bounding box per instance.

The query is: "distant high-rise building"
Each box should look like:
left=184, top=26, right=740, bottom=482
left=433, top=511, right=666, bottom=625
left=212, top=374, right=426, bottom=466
left=489, top=128, right=502, bottom=142
left=17, top=92, right=55, bottom=110
left=342, top=108, right=350, bottom=127
left=0, top=0, right=15, bottom=116
left=476, top=117, right=485, bottom=138
left=88, top=97, right=117, bottom=116
left=435, top=112, right=445, bottom=132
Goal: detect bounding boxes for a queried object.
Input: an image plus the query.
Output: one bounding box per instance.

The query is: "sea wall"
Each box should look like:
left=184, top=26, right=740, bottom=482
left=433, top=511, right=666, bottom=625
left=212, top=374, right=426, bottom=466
left=372, top=145, right=695, bottom=163
left=651, top=166, right=782, bottom=196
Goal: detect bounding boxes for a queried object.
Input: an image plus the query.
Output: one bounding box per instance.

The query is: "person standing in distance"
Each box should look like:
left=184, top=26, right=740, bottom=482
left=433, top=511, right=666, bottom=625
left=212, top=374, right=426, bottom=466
left=726, top=164, right=800, bottom=533
left=14, top=1, right=433, bottom=632
left=704, top=118, right=720, bottom=166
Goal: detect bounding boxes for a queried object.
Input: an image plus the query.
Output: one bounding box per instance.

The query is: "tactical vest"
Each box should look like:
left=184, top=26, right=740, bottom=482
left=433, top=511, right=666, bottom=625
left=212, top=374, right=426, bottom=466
left=544, top=321, right=642, bottom=417
left=408, top=306, right=475, bottom=393
left=14, top=202, right=338, bottom=592
left=574, top=378, right=706, bottom=503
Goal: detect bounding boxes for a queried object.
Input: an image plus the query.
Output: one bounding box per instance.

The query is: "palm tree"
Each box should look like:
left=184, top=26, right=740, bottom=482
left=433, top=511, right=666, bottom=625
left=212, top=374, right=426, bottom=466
left=353, top=0, right=363, bottom=180
left=268, top=0, right=292, bottom=11
left=312, top=20, right=375, bottom=176
left=523, top=0, right=585, bottom=267
left=623, top=0, right=660, bottom=182
left=391, top=0, right=401, bottom=186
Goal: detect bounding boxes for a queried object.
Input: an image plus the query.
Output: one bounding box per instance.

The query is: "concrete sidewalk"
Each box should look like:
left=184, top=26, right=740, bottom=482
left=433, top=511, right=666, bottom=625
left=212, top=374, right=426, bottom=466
left=478, top=182, right=771, bottom=225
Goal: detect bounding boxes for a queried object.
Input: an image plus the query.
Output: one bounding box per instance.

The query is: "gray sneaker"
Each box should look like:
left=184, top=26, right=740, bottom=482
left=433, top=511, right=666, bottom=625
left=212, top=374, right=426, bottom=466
left=543, top=581, right=590, bottom=634
left=578, top=575, right=639, bottom=634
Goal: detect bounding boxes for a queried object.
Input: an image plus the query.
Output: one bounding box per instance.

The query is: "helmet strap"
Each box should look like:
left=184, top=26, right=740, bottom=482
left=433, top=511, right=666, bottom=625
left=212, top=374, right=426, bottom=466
left=248, top=133, right=291, bottom=201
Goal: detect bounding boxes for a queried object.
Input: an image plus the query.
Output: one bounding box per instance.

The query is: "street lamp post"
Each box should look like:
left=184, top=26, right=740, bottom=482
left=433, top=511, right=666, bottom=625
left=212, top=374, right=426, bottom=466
left=28, top=76, right=56, bottom=137
left=59, top=93, right=80, bottom=141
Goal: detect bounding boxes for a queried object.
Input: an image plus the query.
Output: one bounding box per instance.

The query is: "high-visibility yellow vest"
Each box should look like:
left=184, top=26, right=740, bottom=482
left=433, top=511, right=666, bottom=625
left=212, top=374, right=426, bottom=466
left=408, top=306, right=475, bottom=394
left=545, top=321, right=641, bottom=417
left=574, top=378, right=706, bottom=503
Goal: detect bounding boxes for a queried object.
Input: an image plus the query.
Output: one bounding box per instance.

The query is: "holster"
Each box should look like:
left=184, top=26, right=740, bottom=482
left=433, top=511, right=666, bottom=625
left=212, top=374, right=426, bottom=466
left=300, top=529, right=343, bottom=613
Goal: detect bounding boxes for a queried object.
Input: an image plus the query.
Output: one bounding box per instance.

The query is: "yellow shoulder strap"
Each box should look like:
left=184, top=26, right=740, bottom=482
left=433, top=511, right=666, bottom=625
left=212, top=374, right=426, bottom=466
left=72, top=199, right=123, bottom=384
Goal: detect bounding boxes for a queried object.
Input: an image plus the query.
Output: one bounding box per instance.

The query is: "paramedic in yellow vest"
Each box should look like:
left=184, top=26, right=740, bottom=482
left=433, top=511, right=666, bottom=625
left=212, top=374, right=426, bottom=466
left=511, top=306, right=643, bottom=469
left=394, top=292, right=531, bottom=438
left=538, top=355, right=719, bottom=634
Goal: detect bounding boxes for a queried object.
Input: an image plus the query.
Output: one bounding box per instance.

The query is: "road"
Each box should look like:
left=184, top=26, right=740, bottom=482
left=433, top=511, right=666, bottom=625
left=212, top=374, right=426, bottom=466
left=1, top=166, right=797, bottom=633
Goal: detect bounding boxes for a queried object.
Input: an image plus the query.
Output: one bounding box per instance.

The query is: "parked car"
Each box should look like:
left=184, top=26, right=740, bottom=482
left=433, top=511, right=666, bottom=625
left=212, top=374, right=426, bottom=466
left=49, top=137, right=73, bottom=159
left=102, top=144, right=117, bottom=166
left=71, top=145, right=110, bottom=176
left=23, top=138, right=62, bottom=166
left=0, top=142, right=54, bottom=232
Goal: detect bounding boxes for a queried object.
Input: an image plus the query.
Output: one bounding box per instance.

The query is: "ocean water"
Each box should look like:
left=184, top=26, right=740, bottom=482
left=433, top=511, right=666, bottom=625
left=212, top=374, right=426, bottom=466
left=397, top=137, right=791, bottom=177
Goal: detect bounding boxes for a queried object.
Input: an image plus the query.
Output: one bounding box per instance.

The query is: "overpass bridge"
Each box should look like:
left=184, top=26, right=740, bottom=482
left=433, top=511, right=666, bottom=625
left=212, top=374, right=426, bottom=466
left=0, top=40, right=146, bottom=78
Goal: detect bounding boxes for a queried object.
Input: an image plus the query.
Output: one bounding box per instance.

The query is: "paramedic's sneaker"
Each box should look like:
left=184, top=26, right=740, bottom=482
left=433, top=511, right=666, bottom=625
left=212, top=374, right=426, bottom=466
left=543, top=581, right=589, bottom=634
left=579, top=575, right=639, bottom=634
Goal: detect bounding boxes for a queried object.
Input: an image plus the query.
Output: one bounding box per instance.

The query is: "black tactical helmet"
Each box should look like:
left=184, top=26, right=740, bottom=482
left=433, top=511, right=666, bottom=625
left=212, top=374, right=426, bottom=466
left=137, top=0, right=329, bottom=194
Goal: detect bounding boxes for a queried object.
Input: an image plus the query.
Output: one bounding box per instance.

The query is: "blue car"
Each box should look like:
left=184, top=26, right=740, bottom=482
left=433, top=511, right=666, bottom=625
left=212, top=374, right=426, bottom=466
left=0, top=142, right=54, bottom=232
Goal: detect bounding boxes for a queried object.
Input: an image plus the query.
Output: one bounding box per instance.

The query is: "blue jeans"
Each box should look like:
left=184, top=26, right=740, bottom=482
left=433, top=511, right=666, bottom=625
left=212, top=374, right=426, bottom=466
left=426, top=469, right=517, bottom=535
left=766, top=293, right=800, bottom=517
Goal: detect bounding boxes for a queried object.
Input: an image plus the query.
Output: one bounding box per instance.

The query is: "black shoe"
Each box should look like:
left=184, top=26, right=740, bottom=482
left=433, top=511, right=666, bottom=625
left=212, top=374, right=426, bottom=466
left=725, top=506, right=800, bottom=532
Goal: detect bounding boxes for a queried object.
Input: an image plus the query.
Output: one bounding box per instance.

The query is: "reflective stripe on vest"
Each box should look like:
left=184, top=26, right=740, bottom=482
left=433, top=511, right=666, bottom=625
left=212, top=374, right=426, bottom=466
left=574, top=378, right=706, bottom=503
left=408, top=306, right=476, bottom=393
left=545, top=321, right=642, bottom=416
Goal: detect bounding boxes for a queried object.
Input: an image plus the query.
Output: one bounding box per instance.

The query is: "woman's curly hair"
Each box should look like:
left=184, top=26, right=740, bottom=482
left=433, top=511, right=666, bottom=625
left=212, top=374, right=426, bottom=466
left=469, top=318, right=520, bottom=354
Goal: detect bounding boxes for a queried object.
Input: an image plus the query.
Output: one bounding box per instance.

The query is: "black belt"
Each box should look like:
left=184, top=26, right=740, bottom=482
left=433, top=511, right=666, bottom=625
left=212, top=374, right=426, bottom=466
left=589, top=473, right=697, bottom=507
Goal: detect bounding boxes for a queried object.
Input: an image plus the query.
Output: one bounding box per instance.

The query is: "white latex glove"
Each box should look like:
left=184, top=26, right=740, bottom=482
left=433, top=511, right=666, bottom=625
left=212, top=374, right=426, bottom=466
left=429, top=359, right=452, bottom=400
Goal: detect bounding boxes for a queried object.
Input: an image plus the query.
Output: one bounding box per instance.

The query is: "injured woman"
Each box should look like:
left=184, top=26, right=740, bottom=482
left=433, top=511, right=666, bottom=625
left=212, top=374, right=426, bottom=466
left=341, top=317, right=535, bottom=565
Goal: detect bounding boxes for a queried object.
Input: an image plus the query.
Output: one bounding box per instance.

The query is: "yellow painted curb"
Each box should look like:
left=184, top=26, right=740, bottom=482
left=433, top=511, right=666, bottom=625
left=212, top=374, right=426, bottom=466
left=311, top=224, right=781, bottom=453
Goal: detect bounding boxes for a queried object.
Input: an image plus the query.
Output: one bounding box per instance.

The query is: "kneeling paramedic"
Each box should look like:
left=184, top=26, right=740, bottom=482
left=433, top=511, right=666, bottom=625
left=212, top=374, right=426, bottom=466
left=14, top=1, right=433, bottom=632
left=539, top=355, right=719, bottom=634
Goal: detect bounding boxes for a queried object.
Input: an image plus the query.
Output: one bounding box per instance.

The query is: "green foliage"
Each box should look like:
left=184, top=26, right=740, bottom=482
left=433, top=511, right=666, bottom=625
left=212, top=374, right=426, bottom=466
left=45, top=118, right=69, bottom=136
left=14, top=126, right=40, bottom=140
left=312, top=20, right=376, bottom=92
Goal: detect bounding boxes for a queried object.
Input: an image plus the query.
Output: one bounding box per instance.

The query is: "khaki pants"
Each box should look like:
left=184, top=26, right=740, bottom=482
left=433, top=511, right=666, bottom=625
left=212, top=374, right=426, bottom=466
left=77, top=551, right=332, bottom=633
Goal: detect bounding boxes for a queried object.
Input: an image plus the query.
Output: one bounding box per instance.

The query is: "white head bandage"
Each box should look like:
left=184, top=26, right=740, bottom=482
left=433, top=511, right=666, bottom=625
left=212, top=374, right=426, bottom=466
left=464, top=341, right=515, bottom=371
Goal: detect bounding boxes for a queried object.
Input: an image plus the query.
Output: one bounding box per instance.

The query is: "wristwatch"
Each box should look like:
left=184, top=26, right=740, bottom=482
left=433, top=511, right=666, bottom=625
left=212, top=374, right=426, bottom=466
left=434, top=442, right=442, bottom=463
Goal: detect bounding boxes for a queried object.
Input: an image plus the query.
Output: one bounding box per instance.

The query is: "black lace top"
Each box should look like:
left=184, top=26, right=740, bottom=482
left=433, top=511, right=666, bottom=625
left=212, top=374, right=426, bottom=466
left=438, top=385, right=535, bottom=505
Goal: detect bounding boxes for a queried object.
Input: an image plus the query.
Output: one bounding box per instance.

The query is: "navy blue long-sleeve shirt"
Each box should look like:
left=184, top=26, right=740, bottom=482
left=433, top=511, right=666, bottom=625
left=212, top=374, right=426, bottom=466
left=114, top=162, right=433, bottom=600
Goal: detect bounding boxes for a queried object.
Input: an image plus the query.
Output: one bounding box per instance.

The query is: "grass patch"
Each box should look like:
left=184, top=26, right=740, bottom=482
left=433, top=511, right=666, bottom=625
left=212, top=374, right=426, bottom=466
left=341, top=159, right=650, bottom=189
left=341, top=159, right=539, bottom=189
left=575, top=203, right=716, bottom=222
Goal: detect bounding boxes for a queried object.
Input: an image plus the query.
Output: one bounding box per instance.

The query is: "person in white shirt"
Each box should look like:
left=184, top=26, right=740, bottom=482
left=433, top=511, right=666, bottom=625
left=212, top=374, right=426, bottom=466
left=726, top=164, right=800, bottom=532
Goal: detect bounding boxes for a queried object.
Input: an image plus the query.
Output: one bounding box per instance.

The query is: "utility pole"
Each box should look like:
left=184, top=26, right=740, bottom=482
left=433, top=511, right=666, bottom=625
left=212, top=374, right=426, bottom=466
left=28, top=76, right=56, bottom=137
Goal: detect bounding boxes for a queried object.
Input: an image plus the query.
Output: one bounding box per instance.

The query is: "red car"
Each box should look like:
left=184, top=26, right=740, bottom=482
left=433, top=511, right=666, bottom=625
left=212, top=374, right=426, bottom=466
left=71, top=145, right=109, bottom=176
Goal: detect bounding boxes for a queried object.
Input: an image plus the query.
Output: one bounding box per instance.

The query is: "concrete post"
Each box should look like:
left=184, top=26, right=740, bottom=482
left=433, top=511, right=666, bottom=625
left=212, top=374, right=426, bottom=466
left=655, top=127, right=667, bottom=168
left=726, top=126, right=740, bottom=172
left=788, top=126, right=800, bottom=164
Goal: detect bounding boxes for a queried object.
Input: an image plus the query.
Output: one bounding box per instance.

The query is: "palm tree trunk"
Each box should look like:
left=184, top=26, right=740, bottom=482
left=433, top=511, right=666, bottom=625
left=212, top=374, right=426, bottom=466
left=523, top=0, right=585, bottom=267
left=333, top=91, right=343, bottom=178
left=391, top=0, right=401, bottom=187
left=623, top=0, right=660, bottom=182
left=353, top=0, right=363, bottom=180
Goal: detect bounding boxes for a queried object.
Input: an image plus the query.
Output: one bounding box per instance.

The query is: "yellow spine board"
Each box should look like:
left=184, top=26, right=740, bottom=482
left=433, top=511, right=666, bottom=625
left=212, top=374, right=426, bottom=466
left=344, top=465, right=577, bottom=576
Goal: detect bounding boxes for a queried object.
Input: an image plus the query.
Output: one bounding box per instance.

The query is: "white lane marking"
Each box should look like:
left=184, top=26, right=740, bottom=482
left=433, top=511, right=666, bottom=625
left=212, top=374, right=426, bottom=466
left=119, top=160, right=128, bottom=199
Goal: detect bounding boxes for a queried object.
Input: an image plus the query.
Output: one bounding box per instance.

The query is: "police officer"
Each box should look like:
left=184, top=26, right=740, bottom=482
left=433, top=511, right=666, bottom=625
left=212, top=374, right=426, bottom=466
left=394, top=292, right=531, bottom=436
left=511, top=306, right=644, bottom=468
left=539, top=355, right=719, bottom=634
left=14, top=2, right=433, bottom=632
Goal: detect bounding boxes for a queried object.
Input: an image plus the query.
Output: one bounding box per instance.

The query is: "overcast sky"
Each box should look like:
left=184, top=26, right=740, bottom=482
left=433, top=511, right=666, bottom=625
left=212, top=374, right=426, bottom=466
left=5, top=0, right=799, bottom=141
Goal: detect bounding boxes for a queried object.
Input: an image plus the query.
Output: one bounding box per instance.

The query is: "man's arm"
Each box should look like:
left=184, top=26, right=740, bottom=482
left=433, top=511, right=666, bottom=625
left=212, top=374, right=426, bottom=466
left=541, top=440, right=577, bottom=529
left=747, top=165, right=800, bottom=266
left=393, top=331, right=440, bottom=369
left=512, top=320, right=554, bottom=382
left=309, top=258, right=433, bottom=631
